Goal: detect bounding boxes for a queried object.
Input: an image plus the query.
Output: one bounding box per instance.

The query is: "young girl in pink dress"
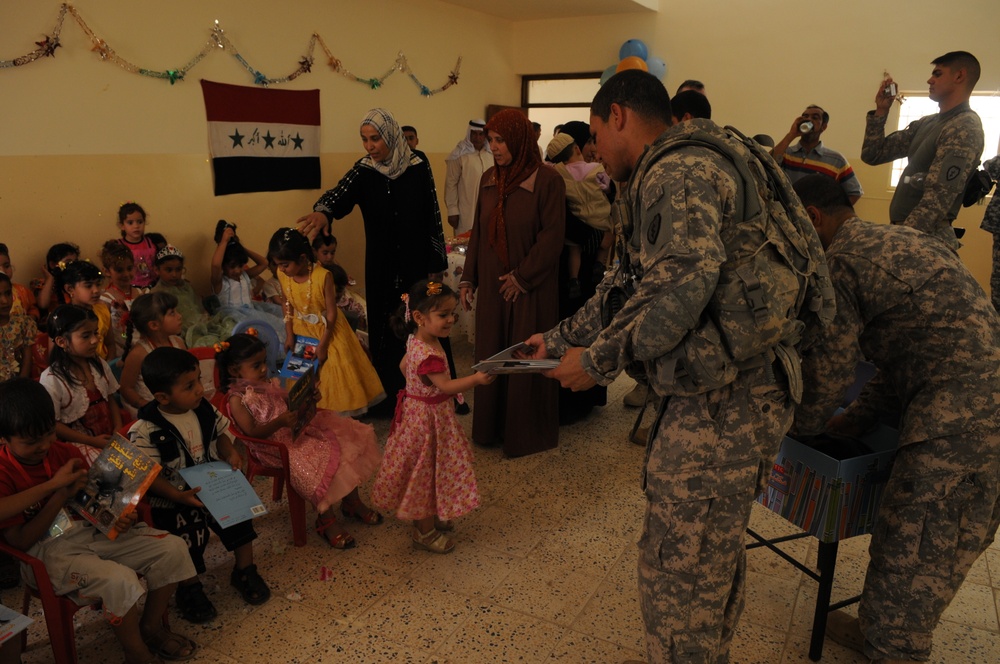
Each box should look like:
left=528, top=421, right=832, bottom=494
left=218, top=332, right=383, bottom=549
left=371, top=280, right=494, bottom=554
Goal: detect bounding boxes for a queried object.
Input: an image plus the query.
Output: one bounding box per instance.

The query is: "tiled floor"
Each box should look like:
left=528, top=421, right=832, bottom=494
left=5, top=339, right=1000, bottom=663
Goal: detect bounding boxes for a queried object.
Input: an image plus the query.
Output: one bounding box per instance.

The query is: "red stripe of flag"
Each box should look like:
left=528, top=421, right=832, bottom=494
left=201, top=79, right=321, bottom=125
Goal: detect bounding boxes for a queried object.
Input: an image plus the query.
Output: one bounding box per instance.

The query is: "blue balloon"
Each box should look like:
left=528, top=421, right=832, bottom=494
left=619, top=39, right=648, bottom=62
left=647, top=56, right=667, bottom=80
left=600, top=64, right=617, bottom=86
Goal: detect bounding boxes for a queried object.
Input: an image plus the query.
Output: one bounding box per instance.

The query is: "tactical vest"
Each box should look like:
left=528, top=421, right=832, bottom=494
left=613, top=120, right=835, bottom=399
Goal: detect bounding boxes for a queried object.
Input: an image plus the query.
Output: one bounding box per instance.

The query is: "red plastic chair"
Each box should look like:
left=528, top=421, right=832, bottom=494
left=0, top=539, right=89, bottom=664
left=221, top=397, right=308, bottom=547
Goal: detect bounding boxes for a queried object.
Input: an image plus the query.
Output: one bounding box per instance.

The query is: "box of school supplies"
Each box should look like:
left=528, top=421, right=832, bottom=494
left=757, top=421, right=897, bottom=543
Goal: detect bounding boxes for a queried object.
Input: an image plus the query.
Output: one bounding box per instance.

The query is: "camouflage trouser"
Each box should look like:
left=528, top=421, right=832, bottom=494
left=991, top=235, right=1000, bottom=313
left=638, top=368, right=792, bottom=663
left=859, top=433, right=1000, bottom=661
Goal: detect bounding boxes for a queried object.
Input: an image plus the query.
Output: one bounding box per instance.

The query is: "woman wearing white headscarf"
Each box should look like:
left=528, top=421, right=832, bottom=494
left=298, top=108, right=447, bottom=416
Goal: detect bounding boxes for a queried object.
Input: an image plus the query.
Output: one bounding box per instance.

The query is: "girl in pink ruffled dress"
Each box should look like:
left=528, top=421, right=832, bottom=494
left=371, top=280, right=494, bottom=554
left=217, top=332, right=382, bottom=549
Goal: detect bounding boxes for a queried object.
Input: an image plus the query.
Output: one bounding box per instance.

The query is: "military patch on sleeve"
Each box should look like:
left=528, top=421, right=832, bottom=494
left=647, top=213, right=661, bottom=245
left=940, top=153, right=969, bottom=182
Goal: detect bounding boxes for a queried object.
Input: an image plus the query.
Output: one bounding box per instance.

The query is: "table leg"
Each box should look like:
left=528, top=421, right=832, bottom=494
left=809, top=540, right=840, bottom=661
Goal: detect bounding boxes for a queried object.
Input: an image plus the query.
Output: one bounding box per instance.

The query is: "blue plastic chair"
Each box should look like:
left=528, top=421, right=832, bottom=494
left=232, top=319, right=282, bottom=378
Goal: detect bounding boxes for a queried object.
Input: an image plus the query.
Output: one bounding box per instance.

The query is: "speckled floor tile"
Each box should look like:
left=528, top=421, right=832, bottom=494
left=414, top=540, right=517, bottom=598
left=357, top=577, right=475, bottom=652
left=315, top=623, right=434, bottom=663
left=569, top=550, right=645, bottom=652
left=781, top=633, right=868, bottom=663
left=985, top=548, right=1000, bottom=588
left=546, top=629, right=646, bottom=663
left=219, top=598, right=330, bottom=663
left=295, top=557, right=405, bottom=622
left=462, top=502, right=563, bottom=557
left=941, top=580, right=999, bottom=632
left=531, top=516, right=636, bottom=576
left=965, top=553, right=992, bottom=587
left=433, top=603, right=562, bottom=663
left=488, top=555, right=606, bottom=626
left=741, top=570, right=799, bottom=632
left=728, top=621, right=788, bottom=664
left=927, top=619, right=1000, bottom=663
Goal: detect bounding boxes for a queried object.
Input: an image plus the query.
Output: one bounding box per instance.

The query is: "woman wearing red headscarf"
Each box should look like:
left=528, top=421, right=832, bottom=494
left=459, top=109, right=566, bottom=457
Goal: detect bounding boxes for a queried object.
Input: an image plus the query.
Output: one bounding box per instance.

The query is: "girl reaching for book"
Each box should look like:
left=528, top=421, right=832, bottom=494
left=217, top=332, right=383, bottom=549
left=268, top=228, right=384, bottom=416
left=371, top=280, right=494, bottom=554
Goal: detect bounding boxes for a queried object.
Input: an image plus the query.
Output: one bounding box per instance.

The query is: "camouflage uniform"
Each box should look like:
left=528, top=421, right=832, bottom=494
left=977, top=155, right=1000, bottom=311
left=543, top=119, right=799, bottom=663
left=861, top=104, right=984, bottom=251
left=794, top=216, right=1000, bottom=661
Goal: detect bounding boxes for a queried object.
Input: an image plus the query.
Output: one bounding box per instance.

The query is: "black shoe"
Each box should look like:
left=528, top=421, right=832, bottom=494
left=175, top=581, right=217, bottom=624
left=231, top=564, right=271, bottom=606
left=455, top=402, right=471, bottom=415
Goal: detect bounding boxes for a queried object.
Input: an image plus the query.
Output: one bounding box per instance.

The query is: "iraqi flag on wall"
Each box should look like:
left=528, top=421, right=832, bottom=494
left=201, top=80, right=322, bottom=196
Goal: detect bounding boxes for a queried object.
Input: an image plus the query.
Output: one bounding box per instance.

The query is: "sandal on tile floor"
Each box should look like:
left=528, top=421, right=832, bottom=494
left=174, top=581, right=217, bottom=624
left=340, top=499, right=384, bottom=525
left=412, top=527, right=455, bottom=554
left=230, top=564, right=271, bottom=605
left=316, top=516, right=356, bottom=549
left=142, top=628, right=197, bottom=661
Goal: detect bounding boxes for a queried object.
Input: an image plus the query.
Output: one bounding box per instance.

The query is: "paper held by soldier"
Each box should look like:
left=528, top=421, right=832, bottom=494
left=472, top=342, right=560, bottom=375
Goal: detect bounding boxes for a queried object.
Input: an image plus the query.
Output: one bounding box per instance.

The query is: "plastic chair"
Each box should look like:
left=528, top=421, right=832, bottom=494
left=0, top=537, right=169, bottom=664
left=222, top=399, right=308, bottom=547
left=231, top=319, right=282, bottom=378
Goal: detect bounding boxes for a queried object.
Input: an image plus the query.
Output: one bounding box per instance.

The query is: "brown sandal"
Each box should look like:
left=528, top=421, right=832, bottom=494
left=316, top=516, right=356, bottom=549
left=412, top=527, right=455, bottom=554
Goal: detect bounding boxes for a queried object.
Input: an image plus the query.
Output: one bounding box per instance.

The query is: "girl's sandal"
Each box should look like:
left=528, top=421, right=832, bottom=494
left=412, top=527, right=455, bottom=554
left=341, top=500, right=385, bottom=525
left=316, top=516, right=356, bottom=549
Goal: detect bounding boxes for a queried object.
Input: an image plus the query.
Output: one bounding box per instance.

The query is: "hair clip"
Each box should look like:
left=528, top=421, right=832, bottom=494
left=426, top=281, right=442, bottom=296
left=401, top=293, right=411, bottom=322
left=283, top=228, right=298, bottom=242
left=245, top=327, right=258, bottom=337
left=213, top=341, right=230, bottom=353
left=119, top=200, right=136, bottom=209
left=57, top=260, right=68, bottom=270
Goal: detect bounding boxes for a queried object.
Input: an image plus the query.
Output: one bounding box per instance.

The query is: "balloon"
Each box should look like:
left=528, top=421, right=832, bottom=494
left=616, top=56, right=649, bottom=73
left=599, top=65, right=617, bottom=86
left=646, top=56, right=667, bottom=80
left=619, top=39, right=648, bottom=62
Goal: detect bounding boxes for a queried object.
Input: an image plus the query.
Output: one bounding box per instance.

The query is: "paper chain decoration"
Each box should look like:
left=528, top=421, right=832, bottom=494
left=1, top=3, right=462, bottom=95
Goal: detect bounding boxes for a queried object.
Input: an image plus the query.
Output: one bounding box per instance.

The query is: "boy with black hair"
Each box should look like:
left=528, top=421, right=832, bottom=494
left=0, top=378, right=197, bottom=663
left=128, top=347, right=270, bottom=625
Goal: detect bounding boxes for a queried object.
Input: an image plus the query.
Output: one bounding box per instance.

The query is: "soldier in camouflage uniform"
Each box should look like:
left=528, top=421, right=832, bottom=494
left=861, top=51, right=984, bottom=251
left=792, top=174, right=1000, bottom=663
left=978, top=155, right=1000, bottom=311
left=523, top=70, right=816, bottom=663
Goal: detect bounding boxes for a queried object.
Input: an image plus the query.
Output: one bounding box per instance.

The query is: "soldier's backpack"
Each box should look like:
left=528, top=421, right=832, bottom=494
left=614, top=119, right=836, bottom=399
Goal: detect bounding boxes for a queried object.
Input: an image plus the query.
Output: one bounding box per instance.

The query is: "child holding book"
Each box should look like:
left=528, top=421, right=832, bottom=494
left=0, top=378, right=197, bottom=663
left=268, top=228, right=384, bottom=417
left=218, top=332, right=382, bottom=549
left=128, top=347, right=270, bottom=624
left=371, top=280, right=493, bottom=554
left=39, top=305, right=123, bottom=465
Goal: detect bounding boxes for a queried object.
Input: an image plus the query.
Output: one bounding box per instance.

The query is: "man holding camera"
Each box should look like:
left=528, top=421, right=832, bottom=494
left=861, top=51, right=985, bottom=251
left=772, top=105, right=864, bottom=204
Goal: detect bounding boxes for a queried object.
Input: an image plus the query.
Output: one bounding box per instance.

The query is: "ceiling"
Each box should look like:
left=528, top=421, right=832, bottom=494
left=440, top=0, right=657, bottom=21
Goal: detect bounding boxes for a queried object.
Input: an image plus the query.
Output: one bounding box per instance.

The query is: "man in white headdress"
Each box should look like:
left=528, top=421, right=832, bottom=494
left=444, top=119, right=494, bottom=235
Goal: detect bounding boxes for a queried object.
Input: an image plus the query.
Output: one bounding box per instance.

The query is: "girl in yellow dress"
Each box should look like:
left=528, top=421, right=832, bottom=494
left=268, top=228, right=384, bottom=416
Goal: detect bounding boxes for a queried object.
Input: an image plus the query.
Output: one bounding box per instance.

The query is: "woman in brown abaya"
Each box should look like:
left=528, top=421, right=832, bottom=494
left=459, top=109, right=565, bottom=457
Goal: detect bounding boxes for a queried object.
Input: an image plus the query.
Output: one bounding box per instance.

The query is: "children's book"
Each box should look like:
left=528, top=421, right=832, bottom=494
left=287, top=365, right=318, bottom=440
left=178, top=461, right=268, bottom=528
left=0, top=605, right=32, bottom=646
left=69, top=433, right=161, bottom=541
left=471, top=342, right=560, bottom=374
left=279, top=335, right=320, bottom=378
